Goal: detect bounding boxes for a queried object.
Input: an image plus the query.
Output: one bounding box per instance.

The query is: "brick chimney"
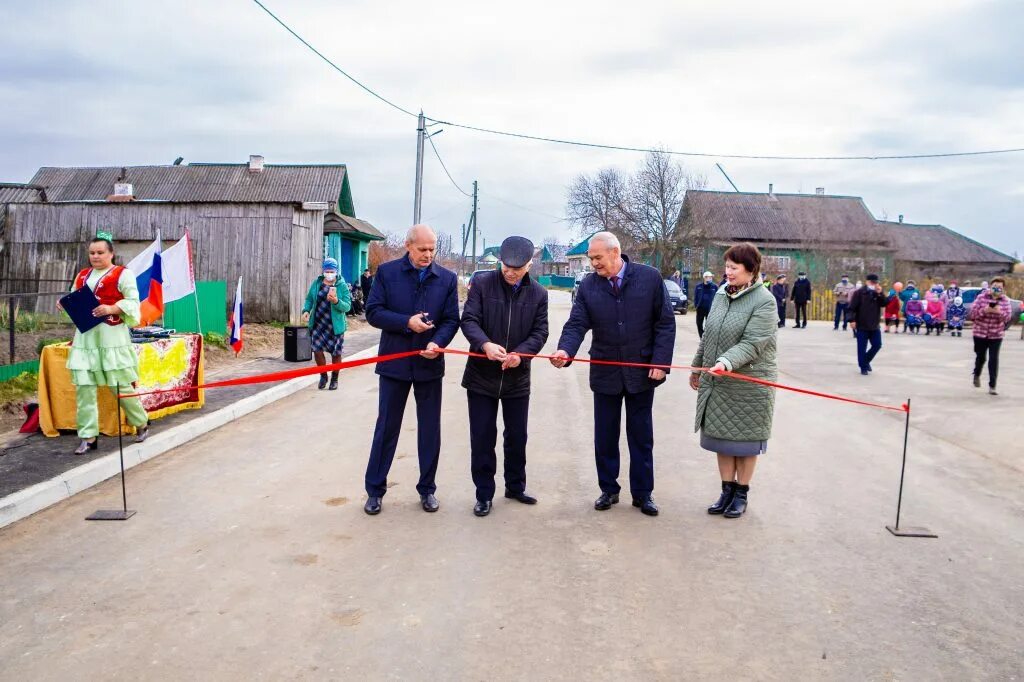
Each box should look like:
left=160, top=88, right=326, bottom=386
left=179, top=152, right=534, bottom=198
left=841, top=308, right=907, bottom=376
left=248, top=155, right=265, bottom=173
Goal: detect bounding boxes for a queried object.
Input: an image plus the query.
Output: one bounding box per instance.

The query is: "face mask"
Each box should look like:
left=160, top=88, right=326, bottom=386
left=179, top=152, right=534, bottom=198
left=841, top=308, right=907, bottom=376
left=841, top=279, right=848, bottom=284
left=992, top=287, right=1003, bottom=296
left=324, top=272, right=337, bottom=282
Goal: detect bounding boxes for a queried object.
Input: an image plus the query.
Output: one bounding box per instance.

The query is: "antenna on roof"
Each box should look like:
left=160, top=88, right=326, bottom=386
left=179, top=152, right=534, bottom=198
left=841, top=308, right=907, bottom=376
left=715, top=163, right=740, bottom=192
left=173, top=157, right=184, bottom=166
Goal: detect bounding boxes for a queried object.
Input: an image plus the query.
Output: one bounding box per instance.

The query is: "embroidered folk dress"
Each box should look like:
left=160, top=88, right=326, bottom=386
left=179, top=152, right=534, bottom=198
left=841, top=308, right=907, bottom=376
left=67, top=267, right=142, bottom=387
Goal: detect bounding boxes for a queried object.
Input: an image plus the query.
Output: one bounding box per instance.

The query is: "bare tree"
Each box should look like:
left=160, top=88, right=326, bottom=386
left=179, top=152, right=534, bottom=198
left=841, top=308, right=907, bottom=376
left=368, top=231, right=405, bottom=271
left=566, top=168, right=629, bottom=237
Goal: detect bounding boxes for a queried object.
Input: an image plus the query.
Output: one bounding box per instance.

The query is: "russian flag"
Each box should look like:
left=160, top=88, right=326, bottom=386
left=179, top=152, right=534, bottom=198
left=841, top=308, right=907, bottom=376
left=228, top=277, right=243, bottom=355
left=127, top=233, right=164, bottom=326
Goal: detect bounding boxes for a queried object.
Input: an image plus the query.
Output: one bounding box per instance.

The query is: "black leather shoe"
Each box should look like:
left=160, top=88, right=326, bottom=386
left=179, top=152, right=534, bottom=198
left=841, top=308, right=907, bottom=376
left=504, top=490, right=537, bottom=505
left=420, top=494, right=440, bottom=512
left=328, top=376, right=339, bottom=391
left=594, top=492, right=619, bottom=511
left=318, top=374, right=329, bottom=390
left=632, top=495, right=659, bottom=516
left=364, top=496, right=382, bottom=515
left=708, top=481, right=737, bottom=515
left=473, top=500, right=492, bottom=517
left=724, top=486, right=749, bottom=518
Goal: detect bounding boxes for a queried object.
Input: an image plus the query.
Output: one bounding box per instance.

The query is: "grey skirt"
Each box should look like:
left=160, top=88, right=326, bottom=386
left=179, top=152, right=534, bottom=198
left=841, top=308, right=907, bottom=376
left=700, top=431, right=768, bottom=457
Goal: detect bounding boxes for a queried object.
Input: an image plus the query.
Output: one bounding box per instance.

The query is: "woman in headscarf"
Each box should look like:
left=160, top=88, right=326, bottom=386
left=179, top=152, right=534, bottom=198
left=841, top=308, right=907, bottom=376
left=301, top=257, right=352, bottom=390
left=61, top=232, right=151, bottom=455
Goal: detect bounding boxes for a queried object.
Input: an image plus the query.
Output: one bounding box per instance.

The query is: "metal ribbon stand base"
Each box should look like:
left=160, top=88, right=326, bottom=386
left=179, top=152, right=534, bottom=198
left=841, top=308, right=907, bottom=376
left=886, top=399, right=936, bottom=538
left=86, top=383, right=136, bottom=521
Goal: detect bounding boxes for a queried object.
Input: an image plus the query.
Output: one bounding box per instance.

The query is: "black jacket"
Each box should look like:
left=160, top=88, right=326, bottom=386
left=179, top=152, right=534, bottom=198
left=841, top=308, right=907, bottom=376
left=365, top=255, right=460, bottom=382
left=791, top=278, right=812, bottom=304
left=694, top=281, right=718, bottom=312
left=460, top=271, right=548, bottom=399
left=771, top=283, right=788, bottom=304
left=360, top=273, right=373, bottom=297
left=557, top=257, right=676, bottom=395
left=848, top=286, right=888, bottom=331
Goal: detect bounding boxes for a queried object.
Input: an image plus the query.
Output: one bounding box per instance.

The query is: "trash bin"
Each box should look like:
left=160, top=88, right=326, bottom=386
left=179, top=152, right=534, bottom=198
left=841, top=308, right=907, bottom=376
left=284, top=325, right=311, bottom=362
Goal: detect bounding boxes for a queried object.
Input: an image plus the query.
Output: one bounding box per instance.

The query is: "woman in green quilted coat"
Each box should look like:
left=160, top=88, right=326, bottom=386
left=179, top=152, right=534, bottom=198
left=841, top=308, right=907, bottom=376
left=689, top=243, right=778, bottom=518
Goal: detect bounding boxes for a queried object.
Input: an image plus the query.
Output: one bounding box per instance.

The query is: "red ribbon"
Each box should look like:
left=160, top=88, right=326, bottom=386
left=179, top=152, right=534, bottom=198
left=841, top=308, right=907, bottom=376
left=118, top=347, right=909, bottom=414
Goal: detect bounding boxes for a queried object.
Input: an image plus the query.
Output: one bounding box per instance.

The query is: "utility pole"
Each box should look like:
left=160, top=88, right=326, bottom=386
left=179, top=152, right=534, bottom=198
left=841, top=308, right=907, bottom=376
left=471, top=180, right=478, bottom=269
left=413, top=110, right=426, bottom=224
left=460, top=223, right=467, bottom=275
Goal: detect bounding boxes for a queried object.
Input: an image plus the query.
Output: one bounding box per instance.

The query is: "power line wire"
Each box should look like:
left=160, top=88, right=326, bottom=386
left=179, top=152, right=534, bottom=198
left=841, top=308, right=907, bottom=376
left=479, top=190, right=568, bottom=222
left=251, top=0, right=417, bottom=119
left=253, top=0, right=1024, bottom=162
left=426, top=132, right=472, bottom=197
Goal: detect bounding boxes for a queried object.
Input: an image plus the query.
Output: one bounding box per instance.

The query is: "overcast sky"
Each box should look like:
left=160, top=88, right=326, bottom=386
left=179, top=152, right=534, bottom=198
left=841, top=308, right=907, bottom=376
left=1, top=0, right=1021, bottom=258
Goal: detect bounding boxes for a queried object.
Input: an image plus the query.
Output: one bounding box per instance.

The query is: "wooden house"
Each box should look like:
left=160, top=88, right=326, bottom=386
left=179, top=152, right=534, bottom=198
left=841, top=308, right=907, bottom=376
left=0, top=157, right=382, bottom=321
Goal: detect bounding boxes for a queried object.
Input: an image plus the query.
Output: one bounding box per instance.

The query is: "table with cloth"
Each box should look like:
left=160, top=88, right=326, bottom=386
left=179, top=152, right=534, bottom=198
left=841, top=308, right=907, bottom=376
left=37, top=334, right=204, bottom=437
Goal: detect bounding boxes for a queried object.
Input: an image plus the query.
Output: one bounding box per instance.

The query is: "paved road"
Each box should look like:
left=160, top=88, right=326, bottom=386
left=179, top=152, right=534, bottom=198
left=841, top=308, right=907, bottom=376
left=1, top=292, right=1021, bottom=680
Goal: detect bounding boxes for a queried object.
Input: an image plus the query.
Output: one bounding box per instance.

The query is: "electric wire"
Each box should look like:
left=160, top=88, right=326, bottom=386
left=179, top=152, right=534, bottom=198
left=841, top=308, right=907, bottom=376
left=426, top=133, right=472, bottom=197
left=253, top=0, right=1024, bottom=161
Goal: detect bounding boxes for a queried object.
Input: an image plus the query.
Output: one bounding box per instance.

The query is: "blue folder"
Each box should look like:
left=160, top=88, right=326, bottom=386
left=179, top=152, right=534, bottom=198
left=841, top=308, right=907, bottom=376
left=59, top=286, right=105, bottom=334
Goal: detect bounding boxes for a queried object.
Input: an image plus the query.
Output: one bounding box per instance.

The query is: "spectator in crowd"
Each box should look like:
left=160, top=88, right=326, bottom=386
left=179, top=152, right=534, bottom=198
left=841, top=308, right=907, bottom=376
left=693, top=271, right=718, bottom=338
left=884, top=284, right=901, bottom=333
left=925, top=291, right=947, bottom=336
left=833, top=274, right=856, bottom=331
left=947, top=296, right=966, bottom=337
left=945, top=281, right=962, bottom=304
left=301, top=257, right=352, bottom=391
left=968, top=276, right=1012, bottom=395
left=771, top=275, right=788, bottom=328
left=790, top=272, right=812, bottom=329
left=899, top=280, right=919, bottom=332
left=905, top=293, right=925, bottom=334
left=360, top=268, right=373, bottom=301
left=848, top=274, right=887, bottom=375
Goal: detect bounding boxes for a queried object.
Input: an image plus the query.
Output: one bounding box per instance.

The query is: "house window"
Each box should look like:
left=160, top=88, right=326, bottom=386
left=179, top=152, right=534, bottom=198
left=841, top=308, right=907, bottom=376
left=763, top=256, right=792, bottom=272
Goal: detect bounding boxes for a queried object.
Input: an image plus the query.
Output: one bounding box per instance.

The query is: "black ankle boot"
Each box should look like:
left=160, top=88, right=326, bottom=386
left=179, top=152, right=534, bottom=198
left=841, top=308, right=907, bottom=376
left=329, top=372, right=339, bottom=391
left=724, top=484, right=749, bottom=518
left=318, top=373, right=329, bottom=390
left=708, top=481, right=737, bottom=515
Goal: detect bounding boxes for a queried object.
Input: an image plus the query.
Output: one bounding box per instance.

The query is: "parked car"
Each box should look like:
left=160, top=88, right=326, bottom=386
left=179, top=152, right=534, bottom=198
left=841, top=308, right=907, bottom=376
left=960, top=287, right=1021, bottom=329
left=571, top=272, right=588, bottom=304
left=664, top=279, right=688, bottom=314
left=466, top=269, right=494, bottom=293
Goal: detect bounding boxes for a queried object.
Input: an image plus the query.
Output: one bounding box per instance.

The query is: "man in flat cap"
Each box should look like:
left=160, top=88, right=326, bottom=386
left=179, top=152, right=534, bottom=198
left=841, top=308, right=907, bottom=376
left=460, top=236, right=549, bottom=517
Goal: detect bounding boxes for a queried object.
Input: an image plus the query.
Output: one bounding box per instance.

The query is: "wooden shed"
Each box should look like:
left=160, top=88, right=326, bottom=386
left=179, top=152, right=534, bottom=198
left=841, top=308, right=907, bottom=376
left=0, top=159, right=382, bottom=321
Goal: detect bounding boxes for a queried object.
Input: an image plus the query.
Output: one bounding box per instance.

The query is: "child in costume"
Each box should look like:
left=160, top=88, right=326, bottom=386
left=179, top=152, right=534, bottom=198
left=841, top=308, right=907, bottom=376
left=947, top=296, right=966, bottom=337
left=905, top=293, right=925, bottom=334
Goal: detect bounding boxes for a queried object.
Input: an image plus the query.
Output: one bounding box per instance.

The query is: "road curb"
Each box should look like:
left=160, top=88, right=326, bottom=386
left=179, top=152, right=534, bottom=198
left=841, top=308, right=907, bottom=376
left=0, top=345, right=380, bottom=530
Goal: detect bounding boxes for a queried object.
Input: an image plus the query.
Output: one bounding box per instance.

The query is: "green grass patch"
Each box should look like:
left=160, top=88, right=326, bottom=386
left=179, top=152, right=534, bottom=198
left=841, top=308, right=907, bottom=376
left=0, top=372, right=37, bottom=406
left=203, top=332, right=227, bottom=349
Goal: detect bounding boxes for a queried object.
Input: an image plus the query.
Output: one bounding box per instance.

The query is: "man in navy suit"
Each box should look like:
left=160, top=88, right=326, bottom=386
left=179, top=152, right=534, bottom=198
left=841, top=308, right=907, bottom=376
left=363, top=224, right=460, bottom=515
left=551, top=232, right=676, bottom=516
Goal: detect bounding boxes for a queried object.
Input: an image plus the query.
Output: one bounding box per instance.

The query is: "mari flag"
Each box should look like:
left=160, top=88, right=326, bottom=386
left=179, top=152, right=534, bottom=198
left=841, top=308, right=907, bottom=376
left=228, top=277, right=244, bottom=355
left=126, top=232, right=164, bottom=326
left=161, top=232, right=196, bottom=303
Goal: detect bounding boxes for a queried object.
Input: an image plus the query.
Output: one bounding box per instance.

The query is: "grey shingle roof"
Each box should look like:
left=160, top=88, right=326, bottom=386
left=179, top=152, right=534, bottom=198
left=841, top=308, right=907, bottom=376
left=29, top=164, right=347, bottom=204
left=682, top=190, right=887, bottom=245
left=882, top=221, right=1016, bottom=265
left=0, top=183, right=45, bottom=203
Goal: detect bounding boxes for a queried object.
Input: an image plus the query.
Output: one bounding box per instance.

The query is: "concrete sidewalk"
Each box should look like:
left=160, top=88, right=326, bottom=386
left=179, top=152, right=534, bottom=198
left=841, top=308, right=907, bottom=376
left=0, top=291, right=1021, bottom=679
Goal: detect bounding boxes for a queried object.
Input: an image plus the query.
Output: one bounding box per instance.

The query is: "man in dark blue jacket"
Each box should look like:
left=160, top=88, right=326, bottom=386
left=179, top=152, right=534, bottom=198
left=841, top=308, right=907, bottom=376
left=551, top=232, right=676, bottom=516
left=460, top=236, right=549, bottom=517
left=363, top=225, right=460, bottom=515
left=693, top=270, right=718, bottom=337
left=791, top=271, right=812, bottom=328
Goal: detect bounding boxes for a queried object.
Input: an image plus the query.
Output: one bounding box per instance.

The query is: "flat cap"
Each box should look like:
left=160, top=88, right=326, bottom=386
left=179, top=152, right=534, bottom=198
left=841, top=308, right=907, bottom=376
left=499, top=236, right=535, bottom=268
left=866, top=273, right=880, bottom=282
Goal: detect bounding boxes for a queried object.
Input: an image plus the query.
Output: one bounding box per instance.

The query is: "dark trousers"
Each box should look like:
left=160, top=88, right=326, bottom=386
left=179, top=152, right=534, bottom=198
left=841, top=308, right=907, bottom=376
left=776, top=301, right=786, bottom=326
left=856, top=329, right=882, bottom=370
left=467, top=392, right=529, bottom=502
left=696, top=309, right=709, bottom=337
left=834, top=302, right=849, bottom=329
left=365, top=376, right=442, bottom=497
left=794, top=302, right=808, bottom=327
left=593, top=389, right=655, bottom=497
left=973, top=337, right=1002, bottom=388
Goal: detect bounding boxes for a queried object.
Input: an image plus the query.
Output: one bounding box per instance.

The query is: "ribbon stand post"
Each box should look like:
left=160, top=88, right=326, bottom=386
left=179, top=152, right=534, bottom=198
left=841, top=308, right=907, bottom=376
left=86, top=383, right=136, bottom=521
left=886, top=398, right=935, bottom=538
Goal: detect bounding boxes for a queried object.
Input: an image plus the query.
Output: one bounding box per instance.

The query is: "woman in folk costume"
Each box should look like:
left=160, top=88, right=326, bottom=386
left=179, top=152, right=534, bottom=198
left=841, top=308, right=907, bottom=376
left=884, top=283, right=902, bottom=333
left=62, top=233, right=150, bottom=455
